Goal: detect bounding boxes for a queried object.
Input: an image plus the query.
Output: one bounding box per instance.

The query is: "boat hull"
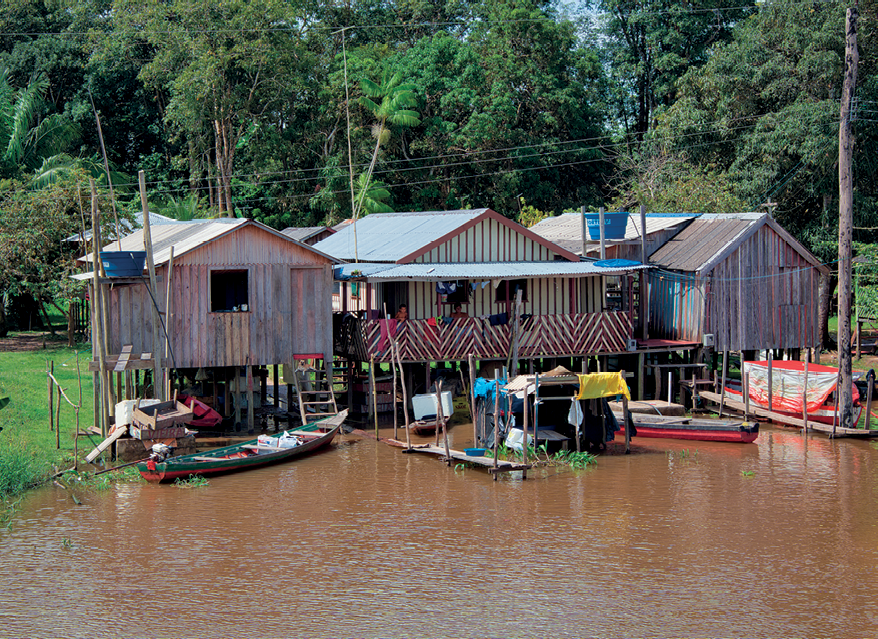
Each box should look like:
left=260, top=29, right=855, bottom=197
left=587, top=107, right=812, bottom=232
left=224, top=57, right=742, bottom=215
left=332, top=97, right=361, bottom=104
left=630, top=423, right=759, bottom=443
left=137, top=412, right=345, bottom=483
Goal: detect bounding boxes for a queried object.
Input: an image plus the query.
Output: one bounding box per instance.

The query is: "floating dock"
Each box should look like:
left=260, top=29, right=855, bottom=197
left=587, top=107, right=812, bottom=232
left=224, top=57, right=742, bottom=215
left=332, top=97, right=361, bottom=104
left=402, top=444, right=530, bottom=474
left=699, top=390, right=878, bottom=438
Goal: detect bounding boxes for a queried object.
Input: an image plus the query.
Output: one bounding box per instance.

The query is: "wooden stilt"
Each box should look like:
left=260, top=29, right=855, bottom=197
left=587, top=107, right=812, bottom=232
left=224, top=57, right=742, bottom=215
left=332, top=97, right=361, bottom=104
left=234, top=367, right=242, bottom=431
left=719, top=351, right=728, bottom=417
left=392, top=348, right=398, bottom=440
left=273, top=364, right=280, bottom=431
left=521, top=383, right=529, bottom=480
left=865, top=371, right=874, bottom=430
left=246, top=364, right=255, bottom=434
left=437, top=380, right=450, bottom=465
left=393, top=340, right=411, bottom=449
left=767, top=352, right=774, bottom=413
left=370, top=355, right=378, bottom=438
left=803, top=357, right=810, bottom=433
left=743, top=370, right=750, bottom=423
left=469, top=354, right=478, bottom=445
left=493, top=370, right=500, bottom=475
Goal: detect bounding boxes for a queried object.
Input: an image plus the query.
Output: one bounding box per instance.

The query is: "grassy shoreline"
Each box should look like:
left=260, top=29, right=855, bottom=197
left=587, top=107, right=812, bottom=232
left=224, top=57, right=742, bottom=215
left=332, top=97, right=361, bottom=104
left=0, top=335, right=99, bottom=501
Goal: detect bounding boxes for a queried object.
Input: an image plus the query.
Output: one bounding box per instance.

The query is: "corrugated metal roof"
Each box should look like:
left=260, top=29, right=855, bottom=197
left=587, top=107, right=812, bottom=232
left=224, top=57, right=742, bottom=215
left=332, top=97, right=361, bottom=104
left=313, top=210, right=489, bottom=261
left=281, top=226, right=334, bottom=242
left=79, top=219, right=338, bottom=267
left=530, top=212, right=698, bottom=255
left=64, top=210, right=183, bottom=243
left=649, top=213, right=765, bottom=272
left=334, top=260, right=649, bottom=282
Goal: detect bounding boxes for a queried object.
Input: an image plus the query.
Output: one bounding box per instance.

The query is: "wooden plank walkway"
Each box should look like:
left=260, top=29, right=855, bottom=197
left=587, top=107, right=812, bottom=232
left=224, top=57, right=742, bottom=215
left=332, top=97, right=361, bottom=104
left=699, top=391, right=878, bottom=438
left=401, top=445, right=530, bottom=474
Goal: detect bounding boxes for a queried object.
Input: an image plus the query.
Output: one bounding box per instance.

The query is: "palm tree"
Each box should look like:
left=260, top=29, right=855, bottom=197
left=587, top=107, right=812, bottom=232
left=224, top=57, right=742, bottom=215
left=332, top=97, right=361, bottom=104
left=353, top=173, right=394, bottom=216
left=353, top=70, right=420, bottom=221
left=0, top=67, right=80, bottom=184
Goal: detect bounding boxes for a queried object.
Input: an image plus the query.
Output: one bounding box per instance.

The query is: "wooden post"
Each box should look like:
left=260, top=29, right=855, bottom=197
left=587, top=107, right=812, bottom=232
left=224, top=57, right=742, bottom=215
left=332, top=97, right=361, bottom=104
left=234, top=367, right=242, bottom=431
left=767, top=352, right=774, bottom=413
left=393, top=340, right=411, bottom=449
left=246, top=364, right=255, bottom=434
left=719, top=351, right=728, bottom=417
left=802, top=357, right=810, bottom=433
left=138, top=170, right=164, bottom=400
left=637, top=352, right=645, bottom=400
left=865, top=370, right=874, bottom=431
left=89, top=179, right=110, bottom=436
left=164, top=246, right=175, bottom=398
left=580, top=205, right=587, bottom=258
left=521, top=383, right=529, bottom=480
left=469, top=354, right=478, bottom=444
left=55, top=386, right=62, bottom=450
left=370, top=355, right=378, bottom=438
left=598, top=206, right=606, bottom=260
left=437, top=379, right=450, bottom=465
left=392, top=348, right=398, bottom=440
left=273, top=364, right=280, bottom=430
left=832, top=372, right=840, bottom=438
left=743, top=370, right=750, bottom=423
left=622, top=391, right=631, bottom=455
left=493, top=370, right=500, bottom=473
left=534, top=372, right=540, bottom=453
left=48, top=360, right=54, bottom=432
left=837, top=5, right=859, bottom=430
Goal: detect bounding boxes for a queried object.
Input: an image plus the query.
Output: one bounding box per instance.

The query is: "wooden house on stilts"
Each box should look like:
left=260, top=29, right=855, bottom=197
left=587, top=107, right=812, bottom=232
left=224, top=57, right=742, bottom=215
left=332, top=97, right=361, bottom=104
left=647, top=213, right=830, bottom=357
left=82, top=219, right=339, bottom=432
left=312, top=209, right=649, bottom=408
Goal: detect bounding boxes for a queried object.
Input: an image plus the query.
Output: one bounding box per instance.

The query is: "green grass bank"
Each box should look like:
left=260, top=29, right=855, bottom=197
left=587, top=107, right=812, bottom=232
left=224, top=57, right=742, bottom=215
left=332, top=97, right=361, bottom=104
left=0, top=335, right=97, bottom=500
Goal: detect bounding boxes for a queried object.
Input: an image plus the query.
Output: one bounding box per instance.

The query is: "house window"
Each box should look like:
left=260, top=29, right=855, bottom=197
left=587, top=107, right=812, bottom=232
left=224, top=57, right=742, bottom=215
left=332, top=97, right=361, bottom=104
left=438, top=280, right=469, bottom=305
left=495, top=279, right=528, bottom=303
left=351, top=282, right=360, bottom=297
left=211, top=269, right=249, bottom=312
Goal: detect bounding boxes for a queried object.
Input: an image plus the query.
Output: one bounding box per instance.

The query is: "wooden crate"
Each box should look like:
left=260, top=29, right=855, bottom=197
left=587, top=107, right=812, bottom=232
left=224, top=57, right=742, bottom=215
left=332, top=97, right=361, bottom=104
left=133, top=399, right=193, bottom=430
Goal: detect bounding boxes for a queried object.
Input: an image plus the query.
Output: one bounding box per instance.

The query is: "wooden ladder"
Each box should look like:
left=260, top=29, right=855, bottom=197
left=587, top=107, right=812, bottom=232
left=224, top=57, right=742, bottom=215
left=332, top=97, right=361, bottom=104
left=293, top=362, right=339, bottom=425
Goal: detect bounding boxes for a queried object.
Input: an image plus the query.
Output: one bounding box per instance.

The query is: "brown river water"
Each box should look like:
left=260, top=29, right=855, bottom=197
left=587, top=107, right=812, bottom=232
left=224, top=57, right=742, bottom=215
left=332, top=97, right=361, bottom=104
left=2, top=424, right=877, bottom=638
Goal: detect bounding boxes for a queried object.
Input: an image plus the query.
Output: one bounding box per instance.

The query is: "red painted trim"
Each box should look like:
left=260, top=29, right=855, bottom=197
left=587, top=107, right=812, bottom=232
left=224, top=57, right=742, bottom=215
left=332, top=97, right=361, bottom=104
left=293, top=353, right=324, bottom=360
left=395, top=209, right=580, bottom=264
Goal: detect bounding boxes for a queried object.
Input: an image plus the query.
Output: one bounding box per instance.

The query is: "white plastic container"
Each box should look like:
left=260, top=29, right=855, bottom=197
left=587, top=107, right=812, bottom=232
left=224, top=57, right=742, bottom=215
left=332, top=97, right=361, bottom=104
left=411, top=391, right=454, bottom=421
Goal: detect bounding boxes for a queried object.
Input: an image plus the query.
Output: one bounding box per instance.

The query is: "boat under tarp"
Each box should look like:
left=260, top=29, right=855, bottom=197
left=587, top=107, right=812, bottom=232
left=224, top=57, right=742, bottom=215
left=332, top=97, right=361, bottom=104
left=726, top=361, right=869, bottom=429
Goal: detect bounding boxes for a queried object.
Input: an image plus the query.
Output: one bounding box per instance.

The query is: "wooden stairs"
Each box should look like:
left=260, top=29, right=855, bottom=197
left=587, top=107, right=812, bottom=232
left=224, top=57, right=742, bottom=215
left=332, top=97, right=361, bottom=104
left=293, top=362, right=340, bottom=425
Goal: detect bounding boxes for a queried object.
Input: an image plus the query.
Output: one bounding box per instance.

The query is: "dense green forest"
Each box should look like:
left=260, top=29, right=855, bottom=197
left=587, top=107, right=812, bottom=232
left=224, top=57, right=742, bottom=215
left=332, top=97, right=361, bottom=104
left=1, top=0, right=877, bottom=331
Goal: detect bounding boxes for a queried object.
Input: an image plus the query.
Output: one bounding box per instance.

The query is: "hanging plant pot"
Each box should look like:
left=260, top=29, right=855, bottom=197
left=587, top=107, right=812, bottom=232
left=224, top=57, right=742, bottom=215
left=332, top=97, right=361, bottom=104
left=584, top=212, right=629, bottom=240
left=100, top=251, right=147, bottom=277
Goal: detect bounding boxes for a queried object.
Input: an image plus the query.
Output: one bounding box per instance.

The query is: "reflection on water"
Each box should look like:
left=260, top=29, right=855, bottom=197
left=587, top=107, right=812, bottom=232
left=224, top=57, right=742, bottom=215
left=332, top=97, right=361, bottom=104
left=2, top=426, right=877, bottom=638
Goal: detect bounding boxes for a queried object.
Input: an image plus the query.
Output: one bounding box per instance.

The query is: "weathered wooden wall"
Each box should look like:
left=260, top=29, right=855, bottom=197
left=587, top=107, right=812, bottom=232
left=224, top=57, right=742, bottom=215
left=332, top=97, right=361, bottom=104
left=648, top=225, right=820, bottom=351
left=103, top=226, right=334, bottom=368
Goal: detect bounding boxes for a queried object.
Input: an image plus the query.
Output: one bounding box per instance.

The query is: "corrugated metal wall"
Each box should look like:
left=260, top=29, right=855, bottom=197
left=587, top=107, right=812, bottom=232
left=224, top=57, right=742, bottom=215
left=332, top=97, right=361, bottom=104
left=103, top=226, right=334, bottom=368
left=649, top=225, right=820, bottom=351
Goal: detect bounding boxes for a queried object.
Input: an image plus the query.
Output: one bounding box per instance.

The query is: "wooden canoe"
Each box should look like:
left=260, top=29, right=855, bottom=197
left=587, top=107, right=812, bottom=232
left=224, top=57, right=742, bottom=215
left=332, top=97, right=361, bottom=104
left=137, top=410, right=347, bottom=483
left=614, top=412, right=759, bottom=443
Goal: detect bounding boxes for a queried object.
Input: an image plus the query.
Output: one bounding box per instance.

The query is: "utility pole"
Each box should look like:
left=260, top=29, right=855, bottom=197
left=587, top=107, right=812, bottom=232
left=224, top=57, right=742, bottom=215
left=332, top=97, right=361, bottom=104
left=837, top=4, right=859, bottom=431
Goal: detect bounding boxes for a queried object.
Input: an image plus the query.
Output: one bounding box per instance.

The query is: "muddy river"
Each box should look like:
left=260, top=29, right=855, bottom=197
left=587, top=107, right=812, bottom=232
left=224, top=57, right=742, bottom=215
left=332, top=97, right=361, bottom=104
left=2, top=424, right=877, bottom=638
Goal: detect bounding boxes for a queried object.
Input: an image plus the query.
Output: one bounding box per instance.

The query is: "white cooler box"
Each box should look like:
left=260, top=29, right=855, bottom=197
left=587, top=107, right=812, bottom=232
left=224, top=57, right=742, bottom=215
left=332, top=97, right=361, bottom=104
left=411, top=391, right=454, bottom=421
